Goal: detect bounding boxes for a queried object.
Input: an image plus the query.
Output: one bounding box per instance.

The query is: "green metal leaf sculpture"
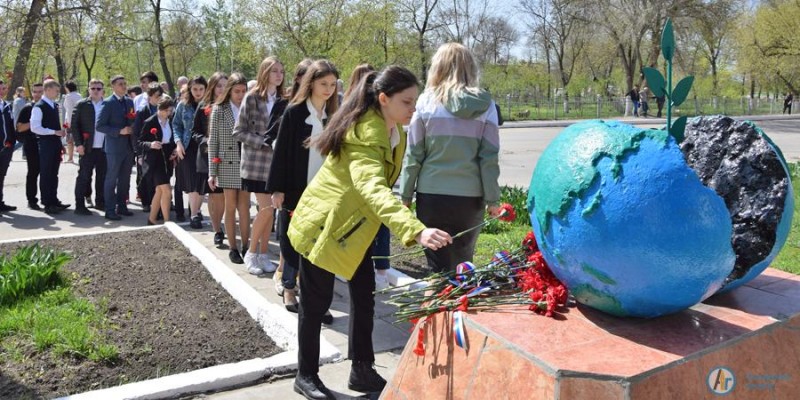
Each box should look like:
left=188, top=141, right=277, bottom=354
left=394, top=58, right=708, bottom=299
left=671, top=76, right=695, bottom=107
left=642, top=67, right=666, bottom=98
left=661, top=19, right=674, bottom=62
left=654, top=18, right=693, bottom=144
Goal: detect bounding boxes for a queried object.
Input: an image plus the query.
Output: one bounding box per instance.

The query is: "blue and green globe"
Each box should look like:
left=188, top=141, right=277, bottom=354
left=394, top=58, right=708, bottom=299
left=528, top=117, right=793, bottom=318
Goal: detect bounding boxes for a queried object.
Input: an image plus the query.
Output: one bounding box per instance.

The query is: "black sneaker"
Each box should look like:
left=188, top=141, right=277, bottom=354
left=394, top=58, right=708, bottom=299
left=190, top=215, right=203, bottom=229
left=55, top=202, right=70, bottom=210
left=0, top=203, right=17, bottom=212
left=43, top=205, right=62, bottom=214
left=229, top=249, right=244, bottom=264
left=213, top=230, right=224, bottom=247
left=294, top=373, right=335, bottom=400
left=28, top=202, right=42, bottom=210
left=348, top=360, right=387, bottom=393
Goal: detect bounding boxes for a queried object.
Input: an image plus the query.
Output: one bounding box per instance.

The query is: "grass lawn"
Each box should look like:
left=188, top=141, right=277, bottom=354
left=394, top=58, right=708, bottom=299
left=0, top=245, right=117, bottom=364
left=770, top=162, right=800, bottom=275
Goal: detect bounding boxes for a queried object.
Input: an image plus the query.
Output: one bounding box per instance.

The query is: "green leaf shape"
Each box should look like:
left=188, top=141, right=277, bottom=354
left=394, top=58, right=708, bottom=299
left=661, top=18, right=675, bottom=62
left=642, top=68, right=666, bottom=98
left=669, top=116, right=688, bottom=143
left=671, top=76, right=694, bottom=107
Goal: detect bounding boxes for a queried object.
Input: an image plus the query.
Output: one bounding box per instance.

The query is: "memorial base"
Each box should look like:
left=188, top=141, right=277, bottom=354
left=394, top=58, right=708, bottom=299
left=382, top=268, right=800, bottom=399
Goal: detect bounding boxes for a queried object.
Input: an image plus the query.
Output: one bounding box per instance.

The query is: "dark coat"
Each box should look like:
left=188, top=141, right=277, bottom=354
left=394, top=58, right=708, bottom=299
left=137, top=114, right=176, bottom=181
left=132, top=103, right=156, bottom=156
left=192, top=102, right=211, bottom=174
left=266, top=102, right=315, bottom=208
left=70, top=98, right=101, bottom=153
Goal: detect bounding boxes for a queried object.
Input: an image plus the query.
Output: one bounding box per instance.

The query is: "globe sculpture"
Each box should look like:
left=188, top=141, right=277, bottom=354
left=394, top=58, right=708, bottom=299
left=527, top=116, right=793, bottom=318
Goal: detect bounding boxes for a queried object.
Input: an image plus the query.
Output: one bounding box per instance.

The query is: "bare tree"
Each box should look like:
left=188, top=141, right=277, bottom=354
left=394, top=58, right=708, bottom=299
left=7, top=0, right=46, bottom=100
left=436, top=0, right=489, bottom=50
left=472, top=16, right=518, bottom=64
left=398, top=0, right=444, bottom=82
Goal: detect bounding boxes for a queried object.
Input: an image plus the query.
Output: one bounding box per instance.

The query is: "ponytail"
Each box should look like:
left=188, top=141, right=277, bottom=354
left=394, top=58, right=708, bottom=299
left=314, top=65, right=418, bottom=158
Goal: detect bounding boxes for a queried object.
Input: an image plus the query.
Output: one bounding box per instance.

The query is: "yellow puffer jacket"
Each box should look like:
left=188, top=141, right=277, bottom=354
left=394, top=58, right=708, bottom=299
left=288, top=109, right=426, bottom=279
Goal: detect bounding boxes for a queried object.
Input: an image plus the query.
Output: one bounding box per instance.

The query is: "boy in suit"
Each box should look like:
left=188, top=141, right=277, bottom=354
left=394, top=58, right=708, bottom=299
left=0, top=80, right=17, bottom=212
left=96, top=75, right=136, bottom=220
left=71, top=79, right=107, bottom=215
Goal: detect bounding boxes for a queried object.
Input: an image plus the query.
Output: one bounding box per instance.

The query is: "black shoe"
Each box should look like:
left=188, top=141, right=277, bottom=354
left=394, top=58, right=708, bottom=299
left=84, top=196, right=94, bottom=208
left=28, top=202, right=42, bottom=211
left=348, top=360, right=387, bottom=393
left=321, top=311, right=334, bottom=325
left=55, top=202, right=70, bottom=210
left=0, top=203, right=17, bottom=212
left=94, top=202, right=105, bottom=210
left=283, top=296, right=299, bottom=313
left=104, top=213, right=121, bottom=221
left=213, top=230, right=224, bottom=247
left=74, top=207, right=92, bottom=216
left=44, top=205, right=62, bottom=214
left=294, top=374, right=335, bottom=400
left=142, top=205, right=151, bottom=213
left=175, top=214, right=186, bottom=222
left=190, top=215, right=202, bottom=229
left=229, top=249, right=244, bottom=264
left=118, top=208, right=134, bottom=217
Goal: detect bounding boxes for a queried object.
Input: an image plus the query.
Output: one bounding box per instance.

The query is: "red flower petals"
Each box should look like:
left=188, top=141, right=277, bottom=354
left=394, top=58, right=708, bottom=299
left=498, top=202, right=516, bottom=222
left=211, top=157, right=222, bottom=164
left=82, top=132, right=90, bottom=140
left=203, top=106, right=211, bottom=116
left=150, top=128, right=157, bottom=134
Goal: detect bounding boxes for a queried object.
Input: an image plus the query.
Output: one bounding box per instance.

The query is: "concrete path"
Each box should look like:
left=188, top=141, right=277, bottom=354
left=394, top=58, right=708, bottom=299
left=0, top=115, right=798, bottom=399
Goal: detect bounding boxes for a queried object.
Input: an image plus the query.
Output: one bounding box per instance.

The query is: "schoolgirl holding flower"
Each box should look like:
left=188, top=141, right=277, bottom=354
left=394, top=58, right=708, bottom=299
left=138, top=97, right=176, bottom=225
left=208, top=73, right=250, bottom=264
left=287, top=65, right=452, bottom=399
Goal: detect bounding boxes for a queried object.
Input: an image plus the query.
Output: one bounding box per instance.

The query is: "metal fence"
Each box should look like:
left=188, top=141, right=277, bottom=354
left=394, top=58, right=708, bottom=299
left=497, top=93, right=797, bottom=122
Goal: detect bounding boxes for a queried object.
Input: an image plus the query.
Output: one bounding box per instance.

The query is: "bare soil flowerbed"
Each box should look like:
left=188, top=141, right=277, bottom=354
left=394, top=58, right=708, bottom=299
left=0, top=228, right=279, bottom=399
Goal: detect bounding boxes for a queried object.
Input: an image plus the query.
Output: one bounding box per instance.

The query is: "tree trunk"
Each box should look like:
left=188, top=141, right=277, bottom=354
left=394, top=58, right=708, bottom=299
left=82, top=46, right=97, bottom=84
left=48, top=0, right=67, bottom=90
left=152, top=0, right=174, bottom=95
left=710, top=57, right=719, bottom=97
left=7, top=0, right=45, bottom=100
left=419, top=33, right=427, bottom=84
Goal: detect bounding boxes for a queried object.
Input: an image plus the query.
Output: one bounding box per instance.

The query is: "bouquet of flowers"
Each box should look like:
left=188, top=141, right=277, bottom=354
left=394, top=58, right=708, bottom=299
left=380, top=223, right=569, bottom=354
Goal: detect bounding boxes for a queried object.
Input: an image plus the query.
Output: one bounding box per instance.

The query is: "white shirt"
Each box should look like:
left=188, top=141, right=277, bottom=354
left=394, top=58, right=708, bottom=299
left=133, top=93, right=148, bottom=112
left=30, top=97, right=59, bottom=136
left=159, top=118, right=172, bottom=144
left=305, top=99, right=327, bottom=183
left=62, top=92, right=82, bottom=124
left=266, top=92, right=277, bottom=117
left=91, top=98, right=105, bottom=148
left=230, top=102, right=241, bottom=123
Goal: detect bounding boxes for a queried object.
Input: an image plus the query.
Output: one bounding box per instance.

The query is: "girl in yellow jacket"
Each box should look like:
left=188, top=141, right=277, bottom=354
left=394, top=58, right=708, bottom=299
left=287, top=66, right=452, bottom=399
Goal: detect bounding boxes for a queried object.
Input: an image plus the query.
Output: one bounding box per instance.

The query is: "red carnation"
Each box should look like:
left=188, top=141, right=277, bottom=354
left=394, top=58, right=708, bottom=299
left=203, top=106, right=211, bottom=116
left=62, top=122, right=70, bottom=129
left=126, top=109, right=136, bottom=120
left=3, top=141, right=11, bottom=148
left=211, top=157, right=222, bottom=164
left=82, top=132, right=90, bottom=140
left=497, top=202, right=516, bottom=222
left=150, top=128, right=157, bottom=134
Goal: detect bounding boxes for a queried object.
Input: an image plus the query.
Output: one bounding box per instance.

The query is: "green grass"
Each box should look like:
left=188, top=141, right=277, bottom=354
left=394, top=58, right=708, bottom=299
left=771, top=162, right=800, bottom=275
left=0, top=246, right=118, bottom=363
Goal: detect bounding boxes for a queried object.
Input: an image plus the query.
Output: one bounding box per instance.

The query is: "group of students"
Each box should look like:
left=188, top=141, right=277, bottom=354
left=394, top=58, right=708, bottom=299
left=0, top=42, right=501, bottom=399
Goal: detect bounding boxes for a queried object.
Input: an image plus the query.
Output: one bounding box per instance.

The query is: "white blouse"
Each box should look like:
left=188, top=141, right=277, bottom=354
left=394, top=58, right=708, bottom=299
left=305, top=99, right=327, bottom=183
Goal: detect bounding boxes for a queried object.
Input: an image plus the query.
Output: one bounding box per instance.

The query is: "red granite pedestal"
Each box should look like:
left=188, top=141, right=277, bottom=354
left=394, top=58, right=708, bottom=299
left=382, top=268, right=800, bottom=400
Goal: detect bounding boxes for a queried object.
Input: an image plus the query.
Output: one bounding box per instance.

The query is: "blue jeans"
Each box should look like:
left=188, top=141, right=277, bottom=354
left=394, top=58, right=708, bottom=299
left=373, top=224, right=390, bottom=270
left=104, top=151, right=134, bottom=215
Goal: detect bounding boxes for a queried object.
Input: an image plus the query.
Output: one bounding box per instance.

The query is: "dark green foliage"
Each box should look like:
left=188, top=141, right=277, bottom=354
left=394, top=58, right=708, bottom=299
left=0, top=245, right=71, bottom=306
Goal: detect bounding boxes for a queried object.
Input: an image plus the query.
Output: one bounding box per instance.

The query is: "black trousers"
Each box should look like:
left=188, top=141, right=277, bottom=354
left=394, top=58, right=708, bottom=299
left=416, top=193, right=484, bottom=273
left=136, top=157, right=154, bottom=208
left=0, top=147, right=12, bottom=205
left=298, top=249, right=375, bottom=375
left=75, top=149, right=107, bottom=207
left=23, top=135, right=40, bottom=204
left=173, top=173, right=185, bottom=217
left=37, top=136, right=63, bottom=207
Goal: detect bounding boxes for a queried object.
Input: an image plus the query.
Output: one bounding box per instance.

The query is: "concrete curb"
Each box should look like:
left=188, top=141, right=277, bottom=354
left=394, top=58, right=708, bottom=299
left=51, top=223, right=341, bottom=400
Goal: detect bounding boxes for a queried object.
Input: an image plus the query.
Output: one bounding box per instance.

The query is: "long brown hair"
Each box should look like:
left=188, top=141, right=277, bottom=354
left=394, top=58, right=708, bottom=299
left=215, top=73, right=247, bottom=106
left=290, top=59, right=339, bottom=116
left=344, top=63, right=375, bottom=98
left=201, top=72, right=228, bottom=106
left=313, top=65, right=419, bottom=158
left=289, top=58, right=313, bottom=99
left=252, top=56, right=284, bottom=99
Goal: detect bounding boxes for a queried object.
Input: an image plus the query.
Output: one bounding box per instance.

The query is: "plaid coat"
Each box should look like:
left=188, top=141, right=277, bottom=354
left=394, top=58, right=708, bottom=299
left=232, top=91, right=286, bottom=183
left=207, top=101, right=242, bottom=190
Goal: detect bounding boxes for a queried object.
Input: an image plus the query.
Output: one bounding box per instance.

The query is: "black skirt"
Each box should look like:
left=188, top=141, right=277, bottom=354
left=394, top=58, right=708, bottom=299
left=177, top=140, right=204, bottom=193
